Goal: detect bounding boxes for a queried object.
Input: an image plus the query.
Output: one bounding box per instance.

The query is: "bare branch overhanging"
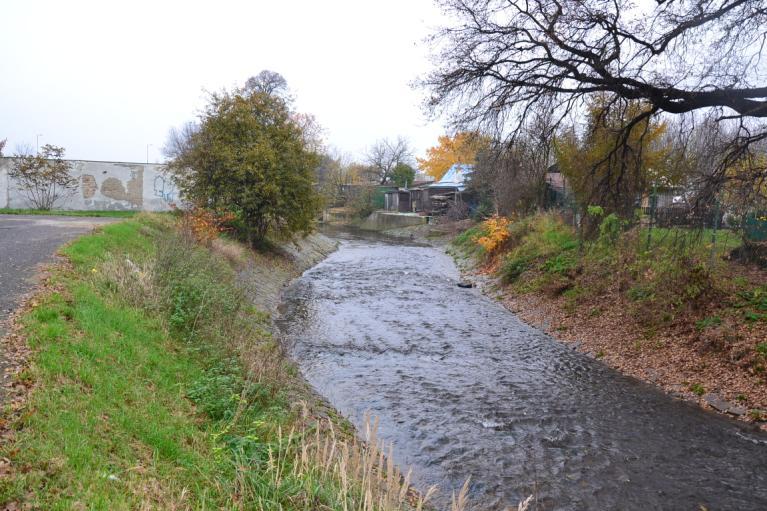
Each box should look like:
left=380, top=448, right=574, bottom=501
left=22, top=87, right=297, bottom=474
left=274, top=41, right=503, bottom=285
left=425, top=0, right=767, bottom=207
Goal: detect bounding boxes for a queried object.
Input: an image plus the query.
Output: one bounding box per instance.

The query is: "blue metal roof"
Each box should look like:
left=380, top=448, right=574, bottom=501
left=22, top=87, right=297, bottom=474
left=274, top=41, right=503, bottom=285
left=429, top=163, right=473, bottom=191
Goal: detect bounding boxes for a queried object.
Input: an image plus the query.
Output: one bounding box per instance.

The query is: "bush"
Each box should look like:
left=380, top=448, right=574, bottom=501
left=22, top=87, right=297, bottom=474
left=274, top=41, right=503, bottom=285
left=543, top=252, right=578, bottom=275
left=153, top=229, right=256, bottom=353
left=501, top=254, right=531, bottom=283
left=453, top=222, right=490, bottom=257
left=696, top=316, right=722, bottom=330
left=347, top=186, right=378, bottom=219
left=627, top=285, right=651, bottom=301
left=475, top=215, right=512, bottom=252
left=167, top=85, right=321, bottom=243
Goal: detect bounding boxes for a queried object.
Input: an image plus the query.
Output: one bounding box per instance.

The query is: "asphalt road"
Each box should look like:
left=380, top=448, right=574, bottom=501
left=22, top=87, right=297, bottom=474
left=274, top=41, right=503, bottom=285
left=0, top=214, right=117, bottom=335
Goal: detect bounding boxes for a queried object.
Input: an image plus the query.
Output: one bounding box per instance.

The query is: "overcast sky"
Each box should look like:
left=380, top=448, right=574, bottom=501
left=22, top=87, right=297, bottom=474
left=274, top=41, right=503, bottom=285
left=1, top=0, right=447, bottom=164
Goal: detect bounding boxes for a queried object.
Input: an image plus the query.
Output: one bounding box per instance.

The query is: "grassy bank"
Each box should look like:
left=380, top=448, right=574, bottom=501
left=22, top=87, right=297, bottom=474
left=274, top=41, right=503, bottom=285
left=0, top=215, right=436, bottom=510
left=0, top=208, right=138, bottom=218
left=453, top=213, right=767, bottom=420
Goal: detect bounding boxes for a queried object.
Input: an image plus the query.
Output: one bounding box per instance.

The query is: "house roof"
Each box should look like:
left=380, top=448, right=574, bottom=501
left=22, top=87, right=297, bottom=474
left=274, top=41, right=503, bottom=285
left=429, top=163, right=473, bottom=191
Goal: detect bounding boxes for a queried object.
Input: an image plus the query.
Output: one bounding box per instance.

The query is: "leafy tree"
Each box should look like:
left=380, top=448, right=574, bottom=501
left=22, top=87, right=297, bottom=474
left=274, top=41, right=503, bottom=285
left=391, top=163, right=415, bottom=188
left=0, top=138, right=6, bottom=156
left=9, top=144, right=77, bottom=210
left=167, top=84, right=321, bottom=244
left=417, top=132, right=488, bottom=181
left=554, top=96, right=669, bottom=219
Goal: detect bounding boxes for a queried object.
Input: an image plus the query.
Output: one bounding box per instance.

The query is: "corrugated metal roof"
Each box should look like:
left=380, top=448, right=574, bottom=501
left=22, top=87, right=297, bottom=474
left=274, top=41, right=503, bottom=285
left=429, top=163, right=473, bottom=191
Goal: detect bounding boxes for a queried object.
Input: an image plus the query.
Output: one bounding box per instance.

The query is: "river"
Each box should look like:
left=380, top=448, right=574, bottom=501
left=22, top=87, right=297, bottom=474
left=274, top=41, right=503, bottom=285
left=277, top=230, right=767, bottom=510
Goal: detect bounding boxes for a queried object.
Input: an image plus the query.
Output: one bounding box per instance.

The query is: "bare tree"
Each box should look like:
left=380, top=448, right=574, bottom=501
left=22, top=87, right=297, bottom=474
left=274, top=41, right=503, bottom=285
left=365, top=137, right=414, bottom=184
left=425, top=0, right=767, bottom=202
left=9, top=144, right=77, bottom=210
left=163, top=121, right=199, bottom=160
left=244, top=70, right=289, bottom=98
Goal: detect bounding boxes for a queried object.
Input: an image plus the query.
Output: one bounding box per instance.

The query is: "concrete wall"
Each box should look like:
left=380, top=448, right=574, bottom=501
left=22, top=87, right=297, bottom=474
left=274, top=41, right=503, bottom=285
left=0, top=158, right=178, bottom=211
left=358, top=211, right=429, bottom=231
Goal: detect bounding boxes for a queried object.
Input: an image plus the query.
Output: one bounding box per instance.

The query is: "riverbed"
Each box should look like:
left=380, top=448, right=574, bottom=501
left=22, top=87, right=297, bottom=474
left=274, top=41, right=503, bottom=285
left=277, top=231, right=767, bottom=510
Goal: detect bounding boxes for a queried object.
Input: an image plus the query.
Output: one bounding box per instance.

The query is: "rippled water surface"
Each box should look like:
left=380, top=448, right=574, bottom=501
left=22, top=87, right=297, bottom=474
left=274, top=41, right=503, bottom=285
left=277, top=232, right=767, bottom=510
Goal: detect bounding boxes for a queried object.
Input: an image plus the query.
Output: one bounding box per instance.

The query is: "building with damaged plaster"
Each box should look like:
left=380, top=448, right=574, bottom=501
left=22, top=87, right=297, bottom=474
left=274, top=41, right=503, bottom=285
left=0, top=158, right=178, bottom=211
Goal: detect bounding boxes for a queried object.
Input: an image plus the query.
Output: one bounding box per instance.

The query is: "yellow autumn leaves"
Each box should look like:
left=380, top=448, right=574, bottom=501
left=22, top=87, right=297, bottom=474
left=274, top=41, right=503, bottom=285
left=475, top=215, right=511, bottom=253
left=417, top=132, right=489, bottom=181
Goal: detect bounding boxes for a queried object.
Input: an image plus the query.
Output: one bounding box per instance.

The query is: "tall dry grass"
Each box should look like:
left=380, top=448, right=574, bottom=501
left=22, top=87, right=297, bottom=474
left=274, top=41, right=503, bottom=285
left=243, top=409, right=439, bottom=511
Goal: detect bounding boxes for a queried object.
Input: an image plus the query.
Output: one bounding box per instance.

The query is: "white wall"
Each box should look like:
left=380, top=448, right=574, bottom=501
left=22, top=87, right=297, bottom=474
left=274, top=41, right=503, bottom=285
left=0, top=158, right=178, bottom=211
left=0, top=165, right=8, bottom=208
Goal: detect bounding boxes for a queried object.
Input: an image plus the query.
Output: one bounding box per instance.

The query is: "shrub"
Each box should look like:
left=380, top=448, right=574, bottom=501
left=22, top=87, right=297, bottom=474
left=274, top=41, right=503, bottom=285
left=452, top=222, right=490, bottom=257
left=542, top=251, right=578, bottom=275
left=474, top=215, right=512, bottom=253
left=695, top=316, right=722, bottom=330
left=597, top=213, right=625, bottom=245
left=178, top=206, right=237, bottom=246
left=690, top=383, right=706, bottom=396
left=627, top=284, right=654, bottom=302
left=9, top=144, right=78, bottom=210
left=501, top=254, right=531, bottom=283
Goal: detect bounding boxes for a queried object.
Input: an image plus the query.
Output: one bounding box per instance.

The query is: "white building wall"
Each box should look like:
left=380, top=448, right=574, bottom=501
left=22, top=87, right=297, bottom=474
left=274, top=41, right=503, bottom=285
left=0, top=165, right=8, bottom=208
left=0, top=158, right=178, bottom=212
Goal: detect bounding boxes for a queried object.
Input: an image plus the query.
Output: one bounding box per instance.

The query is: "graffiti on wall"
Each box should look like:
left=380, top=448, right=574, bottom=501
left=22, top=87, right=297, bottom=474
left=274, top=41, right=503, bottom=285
left=153, top=174, right=177, bottom=203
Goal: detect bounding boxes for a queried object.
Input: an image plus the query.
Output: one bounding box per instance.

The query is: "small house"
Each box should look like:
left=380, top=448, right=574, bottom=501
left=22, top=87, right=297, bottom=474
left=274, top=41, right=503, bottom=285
left=383, top=188, right=412, bottom=213
left=413, top=163, right=474, bottom=216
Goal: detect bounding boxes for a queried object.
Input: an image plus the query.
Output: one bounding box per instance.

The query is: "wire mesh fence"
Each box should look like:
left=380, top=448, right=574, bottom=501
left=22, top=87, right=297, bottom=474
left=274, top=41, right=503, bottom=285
left=542, top=185, right=767, bottom=268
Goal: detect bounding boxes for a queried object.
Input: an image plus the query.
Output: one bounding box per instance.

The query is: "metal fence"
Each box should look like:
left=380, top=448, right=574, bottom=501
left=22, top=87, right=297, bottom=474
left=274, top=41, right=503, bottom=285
left=541, top=182, right=767, bottom=266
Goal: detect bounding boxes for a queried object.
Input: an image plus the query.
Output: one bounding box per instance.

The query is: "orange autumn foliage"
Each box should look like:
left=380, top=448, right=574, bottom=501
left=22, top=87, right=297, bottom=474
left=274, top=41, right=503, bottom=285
left=179, top=207, right=237, bottom=246
left=475, top=216, right=511, bottom=253
left=417, top=132, right=488, bottom=181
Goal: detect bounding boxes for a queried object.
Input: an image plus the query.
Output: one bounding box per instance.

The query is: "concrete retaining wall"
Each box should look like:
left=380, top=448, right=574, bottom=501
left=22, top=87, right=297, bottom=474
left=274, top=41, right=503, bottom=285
left=0, top=158, right=178, bottom=211
left=358, top=211, right=429, bottom=230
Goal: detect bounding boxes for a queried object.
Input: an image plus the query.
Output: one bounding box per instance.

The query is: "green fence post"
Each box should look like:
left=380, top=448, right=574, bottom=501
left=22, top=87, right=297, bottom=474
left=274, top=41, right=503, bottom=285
left=646, top=184, right=657, bottom=251
left=709, top=200, right=720, bottom=267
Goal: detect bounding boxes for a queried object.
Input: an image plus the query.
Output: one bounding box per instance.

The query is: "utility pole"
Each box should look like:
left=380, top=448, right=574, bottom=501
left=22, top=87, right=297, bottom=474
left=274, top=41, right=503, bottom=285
left=146, top=144, right=153, bottom=164
left=36, top=134, right=43, bottom=154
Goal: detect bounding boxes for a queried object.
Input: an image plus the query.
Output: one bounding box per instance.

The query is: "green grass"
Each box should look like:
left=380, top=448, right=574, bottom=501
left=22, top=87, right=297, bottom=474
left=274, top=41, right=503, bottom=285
left=452, top=222, right=490, bottom=258
left=0, top=219, right=231, bottom=508
left=641, top=226, right=742, bottom=253
left=689, top=383, right=706, bottom=396
left=457, top=212, right=763, bottom=329
left=498, top=214, right=578, bottom=284
left=1, top=216, right=428, bottom=511
left=0, top=208, right=138, bottom=218
left=696, top=315, right=723, bottom=330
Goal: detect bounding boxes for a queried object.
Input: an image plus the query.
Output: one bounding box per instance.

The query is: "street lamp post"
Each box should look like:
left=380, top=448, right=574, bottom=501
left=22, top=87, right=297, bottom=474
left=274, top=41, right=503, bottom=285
left=146, top=144, right=153, bottom=164
left=36, top=134, right=43, bottom=154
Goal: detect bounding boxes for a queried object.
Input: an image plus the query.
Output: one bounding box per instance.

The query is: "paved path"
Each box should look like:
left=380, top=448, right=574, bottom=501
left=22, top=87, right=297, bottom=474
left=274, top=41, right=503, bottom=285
left=0, top=215, right=117, bottom=335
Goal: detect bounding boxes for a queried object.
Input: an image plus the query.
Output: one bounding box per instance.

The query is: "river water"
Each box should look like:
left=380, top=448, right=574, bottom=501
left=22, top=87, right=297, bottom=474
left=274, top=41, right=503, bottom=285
left=277, top=231, right=767, bottom=510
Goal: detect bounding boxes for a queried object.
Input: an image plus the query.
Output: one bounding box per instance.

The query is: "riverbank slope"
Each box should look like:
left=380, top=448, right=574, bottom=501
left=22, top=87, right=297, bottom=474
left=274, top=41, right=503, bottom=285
left=0, top=214, right=432, bottom=510
left=444, top=213, right=767, bottom=427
